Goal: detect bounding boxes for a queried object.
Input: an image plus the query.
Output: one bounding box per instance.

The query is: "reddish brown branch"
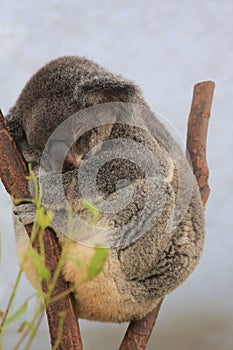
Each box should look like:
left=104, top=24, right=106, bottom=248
left=0, top=111, right=83, bottom=350
left=119, top=81, right=215, bottom=350
left=187, top=81, right=215, bottom=206
left=119, top=299, right=163, bottom=350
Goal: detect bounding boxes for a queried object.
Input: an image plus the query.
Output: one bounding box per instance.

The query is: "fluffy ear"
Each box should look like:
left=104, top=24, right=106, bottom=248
left=76, top=75, right=146, bottom=106
left=5, top=106, right=26, bottom=143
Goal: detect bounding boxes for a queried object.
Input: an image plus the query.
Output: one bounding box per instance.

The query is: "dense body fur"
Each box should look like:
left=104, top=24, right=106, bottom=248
left=6, top=56, right=205, bottom=322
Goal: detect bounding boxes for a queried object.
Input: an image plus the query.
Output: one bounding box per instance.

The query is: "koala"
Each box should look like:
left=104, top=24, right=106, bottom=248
left=5, top=56, right=205, bottom=323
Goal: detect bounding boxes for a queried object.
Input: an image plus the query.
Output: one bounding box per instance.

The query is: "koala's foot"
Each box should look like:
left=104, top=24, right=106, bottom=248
left=13, top=203, right=36, bottom=226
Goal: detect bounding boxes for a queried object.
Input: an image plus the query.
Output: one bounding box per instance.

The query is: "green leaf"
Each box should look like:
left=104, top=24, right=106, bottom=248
left=81, top=199, right=101, bottom=220
left=17, top=320, right=32, bottom=333
left=36, top=206, right=54, bottom=230
left=4, top=301, right=28, bottom=326
left=87, top=247, right=109, bottom=280
left=26, top=248, right=51, bottom=284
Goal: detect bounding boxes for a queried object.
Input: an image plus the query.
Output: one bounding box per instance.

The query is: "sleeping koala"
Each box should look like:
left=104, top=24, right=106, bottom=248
left=5, top=56, right=205, bottom=322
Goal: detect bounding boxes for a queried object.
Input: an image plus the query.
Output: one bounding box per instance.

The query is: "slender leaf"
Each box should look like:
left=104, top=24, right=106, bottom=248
left=88, top=248, right=109, bottom=279
left=25, top=248, right=50, bottom=284
left=4, top=301, right=28, bottom=326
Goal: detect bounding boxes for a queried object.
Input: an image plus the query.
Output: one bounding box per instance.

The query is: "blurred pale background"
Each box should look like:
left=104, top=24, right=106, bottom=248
left=0, top=1, right=232, bottom=349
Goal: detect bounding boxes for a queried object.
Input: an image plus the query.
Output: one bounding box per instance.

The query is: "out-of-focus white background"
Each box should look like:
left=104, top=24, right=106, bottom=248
left=0, top=1, right=232, bottom=349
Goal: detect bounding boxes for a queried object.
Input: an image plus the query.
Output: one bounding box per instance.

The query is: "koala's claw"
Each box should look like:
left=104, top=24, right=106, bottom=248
left=13, top=203, right=36, bottom=225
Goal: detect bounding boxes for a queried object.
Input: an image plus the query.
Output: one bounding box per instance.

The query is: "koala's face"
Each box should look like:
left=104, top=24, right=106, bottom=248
left=47, top=139, right=82, bottom=173
left=47, top=124, right=113, bottom=174
left=47, top=132, right=91, bottom=174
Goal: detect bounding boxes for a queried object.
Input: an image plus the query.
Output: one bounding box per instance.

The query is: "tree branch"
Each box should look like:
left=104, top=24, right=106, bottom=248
left=187, top=81, right=215, bottom=207
left=0, top=110, right=83, bottom=350
left=119, top=298, right=163, bottom=350
left=119, top=80, right=215, bottom=350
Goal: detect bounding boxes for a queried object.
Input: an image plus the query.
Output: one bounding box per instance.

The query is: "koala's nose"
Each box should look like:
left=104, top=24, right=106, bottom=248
left=62, top=153, right=83, bottom=173
left=48, top=139, right=82, bottom=173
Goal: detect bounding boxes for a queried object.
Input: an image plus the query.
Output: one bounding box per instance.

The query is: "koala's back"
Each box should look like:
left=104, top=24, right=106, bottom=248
left=10, top=56, right=145, bottom=113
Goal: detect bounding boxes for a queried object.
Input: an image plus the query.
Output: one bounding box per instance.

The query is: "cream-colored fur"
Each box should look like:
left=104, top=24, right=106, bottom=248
left=15, top=218, right=160, bottom=322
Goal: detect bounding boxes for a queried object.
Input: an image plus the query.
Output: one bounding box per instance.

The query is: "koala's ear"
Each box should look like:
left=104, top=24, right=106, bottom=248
left=5, top=107, right=26, bottom=143
left=76, top=75, right=145, bottom=106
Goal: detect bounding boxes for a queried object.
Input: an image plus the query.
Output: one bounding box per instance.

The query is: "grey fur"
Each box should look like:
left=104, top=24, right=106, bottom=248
left=6, top=56, right=205, bottom=322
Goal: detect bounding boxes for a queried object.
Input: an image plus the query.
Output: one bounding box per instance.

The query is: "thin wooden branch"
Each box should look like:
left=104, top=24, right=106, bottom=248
left=187, top=81, right=215, bottom=207
left=0, top=110, right=83, bottom=350
left=119, top=299, right=163, bottom=350
left=119, top=81, right=215, bottom=350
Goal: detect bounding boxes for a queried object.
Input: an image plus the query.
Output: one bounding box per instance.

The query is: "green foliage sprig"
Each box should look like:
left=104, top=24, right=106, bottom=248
left=0, top=166, right=108, bottom=350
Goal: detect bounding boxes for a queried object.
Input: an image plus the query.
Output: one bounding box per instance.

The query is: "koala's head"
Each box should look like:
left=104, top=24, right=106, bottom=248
left=6, top=56, right=146, bottom=171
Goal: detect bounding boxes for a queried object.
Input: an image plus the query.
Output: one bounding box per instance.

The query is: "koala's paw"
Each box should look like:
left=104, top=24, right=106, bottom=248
left=13, top=203, right=36, bottom=226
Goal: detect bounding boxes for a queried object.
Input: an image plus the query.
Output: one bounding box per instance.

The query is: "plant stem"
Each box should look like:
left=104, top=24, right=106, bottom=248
left=0, top=269, right=23, bottom=338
